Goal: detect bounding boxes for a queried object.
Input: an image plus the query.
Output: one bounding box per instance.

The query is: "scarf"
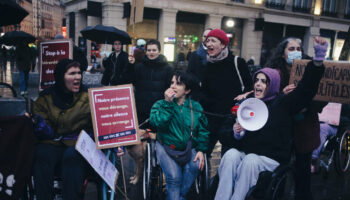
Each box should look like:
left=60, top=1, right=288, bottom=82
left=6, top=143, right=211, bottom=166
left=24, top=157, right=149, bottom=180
left=207, top=47, right=229, bottom=63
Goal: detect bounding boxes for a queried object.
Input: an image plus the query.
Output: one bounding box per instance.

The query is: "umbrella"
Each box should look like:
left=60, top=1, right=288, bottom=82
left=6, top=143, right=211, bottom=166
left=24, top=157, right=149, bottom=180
left=80, top=24, right=131, bottom=45
left=0, top=31, right=36, bottom=46
left=0, top=0, right=29, bottom=26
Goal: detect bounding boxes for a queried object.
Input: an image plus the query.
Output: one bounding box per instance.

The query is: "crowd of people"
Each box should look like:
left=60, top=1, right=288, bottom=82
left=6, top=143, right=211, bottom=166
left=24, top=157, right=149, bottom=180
left=23, top=26, right=348, bottom=200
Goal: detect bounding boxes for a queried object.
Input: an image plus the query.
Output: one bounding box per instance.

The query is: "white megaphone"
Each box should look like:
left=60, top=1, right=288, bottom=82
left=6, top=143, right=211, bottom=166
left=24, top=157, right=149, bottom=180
left=231, top=98, right=269, bottom=136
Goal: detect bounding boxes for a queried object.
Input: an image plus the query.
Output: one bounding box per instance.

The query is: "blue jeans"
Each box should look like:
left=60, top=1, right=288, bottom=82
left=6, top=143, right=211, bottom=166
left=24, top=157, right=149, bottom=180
left=156, top=141, right=200, bottom=200
left=33, top=143, right=89, bottom=200
left=19, top=70, right=29, bottom=92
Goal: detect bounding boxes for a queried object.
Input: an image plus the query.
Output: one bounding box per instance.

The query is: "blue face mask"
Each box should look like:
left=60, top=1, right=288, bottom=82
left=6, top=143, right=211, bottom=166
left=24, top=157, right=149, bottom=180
left=286, top=51, right=302, bottom=65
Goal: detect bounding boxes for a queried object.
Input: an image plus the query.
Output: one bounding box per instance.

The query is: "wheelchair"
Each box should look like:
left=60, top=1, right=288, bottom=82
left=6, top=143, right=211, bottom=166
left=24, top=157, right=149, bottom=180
left=208, top=155, right=295, bottom=200
left=318, top=127, right=350, bottom=176
left=142, top=137, right=210, bottom=200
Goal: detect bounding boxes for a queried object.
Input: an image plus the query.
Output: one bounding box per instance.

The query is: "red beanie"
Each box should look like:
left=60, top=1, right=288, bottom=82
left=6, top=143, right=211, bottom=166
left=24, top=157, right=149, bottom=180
left=206, top=29, right=229, bottom=46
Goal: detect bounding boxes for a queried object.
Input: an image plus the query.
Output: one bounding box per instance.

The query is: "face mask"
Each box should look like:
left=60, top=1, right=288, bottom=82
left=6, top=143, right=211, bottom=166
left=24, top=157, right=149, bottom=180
left=286, top=51, right=302, bottom=65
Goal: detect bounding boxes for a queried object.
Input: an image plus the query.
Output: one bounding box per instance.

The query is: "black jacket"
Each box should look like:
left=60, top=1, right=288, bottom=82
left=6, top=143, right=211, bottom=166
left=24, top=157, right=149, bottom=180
left=133, top=54, right=173, bottom=125
left=201, top=53, right=252, bottom=115
left=220, top=61, right=325, bottom=164
left=101, top=51, right=130, bottom=86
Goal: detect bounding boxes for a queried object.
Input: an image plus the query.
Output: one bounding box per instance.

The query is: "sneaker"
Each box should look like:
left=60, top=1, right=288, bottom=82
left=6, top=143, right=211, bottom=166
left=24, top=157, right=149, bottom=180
left=20, top=91, right=25, bottom=96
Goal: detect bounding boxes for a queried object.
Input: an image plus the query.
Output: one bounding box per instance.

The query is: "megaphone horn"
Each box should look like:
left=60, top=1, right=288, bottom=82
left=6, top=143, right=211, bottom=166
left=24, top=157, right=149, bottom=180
left=236, top=98, right=269, bottom=132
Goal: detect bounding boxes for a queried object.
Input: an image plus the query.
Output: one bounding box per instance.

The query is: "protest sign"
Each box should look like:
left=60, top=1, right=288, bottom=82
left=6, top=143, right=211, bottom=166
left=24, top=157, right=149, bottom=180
left=89, top=84, right=140, bottom=149
left=39, top=39, right=72, bottom=90
left=318, top=102, right=342, bottom=126
left=76, top=130, right=118, bottom=191
left=289, top=59, right=350, bottom=104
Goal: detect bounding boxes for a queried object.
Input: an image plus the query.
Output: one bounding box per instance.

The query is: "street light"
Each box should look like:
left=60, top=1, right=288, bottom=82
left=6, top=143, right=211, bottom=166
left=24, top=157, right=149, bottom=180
left=226, top=19, right=235, bottom=28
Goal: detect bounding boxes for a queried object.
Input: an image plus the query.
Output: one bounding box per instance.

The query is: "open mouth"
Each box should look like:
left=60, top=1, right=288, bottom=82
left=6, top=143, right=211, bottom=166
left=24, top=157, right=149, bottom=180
left=73, top=82, right=80, bottom=89
left=255, top=88, right=263, bottom=96
left=207, top=47, right=214, bottom=54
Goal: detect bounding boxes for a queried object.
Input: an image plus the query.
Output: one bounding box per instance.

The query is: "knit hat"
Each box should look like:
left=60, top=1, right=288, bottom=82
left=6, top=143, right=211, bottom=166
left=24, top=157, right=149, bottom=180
left=206, top=29, right=229, bottom=46
left=253, top=68, right=280, bottom=102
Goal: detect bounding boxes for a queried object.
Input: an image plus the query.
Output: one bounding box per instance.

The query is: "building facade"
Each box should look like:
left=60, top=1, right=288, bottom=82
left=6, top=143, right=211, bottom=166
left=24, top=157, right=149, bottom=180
left=32, top=0, right=65, bottom=39
left=63, top=0, right=350, bottom=65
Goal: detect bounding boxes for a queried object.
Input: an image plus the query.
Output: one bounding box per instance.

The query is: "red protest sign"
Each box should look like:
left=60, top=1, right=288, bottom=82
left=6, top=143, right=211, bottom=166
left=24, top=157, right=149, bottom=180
left=39, top=40, right=72, bottom=90
left=89, top=84, right=140, bottom=149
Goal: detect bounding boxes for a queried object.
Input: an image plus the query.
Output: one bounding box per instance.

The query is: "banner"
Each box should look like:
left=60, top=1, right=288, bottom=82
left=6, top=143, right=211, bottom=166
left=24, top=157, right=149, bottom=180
left=289, top=59, right=350, bottom=104
left=89, top=84, right=140, bottom=149
left=39, top=39, right=72, bottom=90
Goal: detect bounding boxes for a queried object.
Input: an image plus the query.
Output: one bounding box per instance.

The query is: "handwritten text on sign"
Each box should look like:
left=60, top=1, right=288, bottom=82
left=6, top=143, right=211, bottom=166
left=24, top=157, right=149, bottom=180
left=289, top=59, right=350, bottom=104
left=76, top=130, right=118, bottom=191
left=89, top=85, right=140, bottom=149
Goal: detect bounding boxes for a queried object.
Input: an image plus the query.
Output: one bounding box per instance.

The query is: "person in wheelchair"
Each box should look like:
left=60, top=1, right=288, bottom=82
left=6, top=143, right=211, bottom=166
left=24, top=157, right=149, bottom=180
left=150, top=71, right=209, bottom=200
left=215, top=37, right=327, bottom=200
left=30, top=59, right=123, bottom=200
left=311, top=104, right=350, bottom=173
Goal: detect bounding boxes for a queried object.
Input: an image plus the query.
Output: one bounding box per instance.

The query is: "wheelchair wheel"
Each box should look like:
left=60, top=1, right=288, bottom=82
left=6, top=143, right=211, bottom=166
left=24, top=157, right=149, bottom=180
left=195, top=154, right=209, bottom=199
left=143, top=142, right=152, bottom=200
left=268, top=166, right=295, bottom=200
left=334, top=129, right=350, bottom=175
left=143, top=141, right=165, bottom=200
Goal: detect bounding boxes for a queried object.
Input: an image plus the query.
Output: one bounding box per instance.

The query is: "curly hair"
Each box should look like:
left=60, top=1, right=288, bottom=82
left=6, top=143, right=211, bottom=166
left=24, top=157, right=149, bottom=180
left=264, top=37, right=303, bottom=89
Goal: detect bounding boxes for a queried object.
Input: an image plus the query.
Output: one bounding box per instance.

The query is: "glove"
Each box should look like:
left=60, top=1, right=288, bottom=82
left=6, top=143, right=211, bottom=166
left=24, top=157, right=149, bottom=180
left=32, top=114, right=55, bottom=140
left=313, top=41, right=328, bottom=61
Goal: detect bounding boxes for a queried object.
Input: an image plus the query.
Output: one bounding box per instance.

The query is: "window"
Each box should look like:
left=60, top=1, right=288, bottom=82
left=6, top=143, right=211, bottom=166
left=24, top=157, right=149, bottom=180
left=345, top=0, right=350, bottom=18
left=293, top=0, right=311, bottom=13
left=265, top=0, right=286, bottom=10
left=322, top=0, right=337, bottom=17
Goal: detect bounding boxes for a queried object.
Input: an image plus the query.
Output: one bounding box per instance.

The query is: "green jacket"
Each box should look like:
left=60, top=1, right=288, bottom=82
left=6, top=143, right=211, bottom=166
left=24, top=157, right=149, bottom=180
left=150, top=98, right=209, bottom=152
left=33, top=91, right=92, bottom=146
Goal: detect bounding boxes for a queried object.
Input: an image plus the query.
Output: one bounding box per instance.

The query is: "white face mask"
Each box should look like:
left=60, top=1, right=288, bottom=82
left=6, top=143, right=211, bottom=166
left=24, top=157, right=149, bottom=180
left=286, top=51, right=302, bottom=65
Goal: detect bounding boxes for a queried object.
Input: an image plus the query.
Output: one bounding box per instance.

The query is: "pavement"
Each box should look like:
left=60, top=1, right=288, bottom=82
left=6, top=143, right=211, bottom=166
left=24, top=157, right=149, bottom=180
left=1, top=62, right=350, bottom=200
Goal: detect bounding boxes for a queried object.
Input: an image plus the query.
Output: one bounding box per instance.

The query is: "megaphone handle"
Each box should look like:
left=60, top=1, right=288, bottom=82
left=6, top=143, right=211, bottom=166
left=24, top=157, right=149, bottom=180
left=234, top=119, right=246, bottom=139
left=239, top=130, right=245, bottom=137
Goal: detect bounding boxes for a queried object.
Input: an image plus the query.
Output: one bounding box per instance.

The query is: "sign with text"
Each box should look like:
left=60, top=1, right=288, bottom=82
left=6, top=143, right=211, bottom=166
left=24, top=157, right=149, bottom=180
left=39, top=39, right=72, bottom=90
left=318, top=102, right=342, bottom=126
left=289, top=59, right=350, bottom=104
left=76, top=130, right=118, bottom=191
left=89, top=84, right=140, bottom=149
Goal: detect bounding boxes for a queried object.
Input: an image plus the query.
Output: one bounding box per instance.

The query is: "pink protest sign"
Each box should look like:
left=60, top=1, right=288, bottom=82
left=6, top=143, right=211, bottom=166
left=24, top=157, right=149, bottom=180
left=89, top=84, right=140, bottom=149
left=318, top=102, right=342, bottom=126
left=39, top=40, right=72, bottom=90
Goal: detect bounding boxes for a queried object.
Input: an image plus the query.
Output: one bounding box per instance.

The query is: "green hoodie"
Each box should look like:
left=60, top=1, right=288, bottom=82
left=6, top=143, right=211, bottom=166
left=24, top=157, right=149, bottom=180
left=150, top=98, right=209, bottom=152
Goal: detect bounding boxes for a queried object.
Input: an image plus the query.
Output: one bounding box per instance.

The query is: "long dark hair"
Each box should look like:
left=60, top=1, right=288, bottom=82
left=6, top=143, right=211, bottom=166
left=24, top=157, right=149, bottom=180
left=264, top=37, right=303, bottom=89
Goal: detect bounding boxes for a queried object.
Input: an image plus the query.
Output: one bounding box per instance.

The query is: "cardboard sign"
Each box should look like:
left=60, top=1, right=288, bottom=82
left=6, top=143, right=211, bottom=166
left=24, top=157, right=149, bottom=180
left=289, top=59, right=350, bottom=104
left=89, top=84, right=140, bottom=149
left=318, top=102, right=342, bottom=126
left=39, top=39, right=72, bottom=90
left=76, top=130, right=118, bottom=191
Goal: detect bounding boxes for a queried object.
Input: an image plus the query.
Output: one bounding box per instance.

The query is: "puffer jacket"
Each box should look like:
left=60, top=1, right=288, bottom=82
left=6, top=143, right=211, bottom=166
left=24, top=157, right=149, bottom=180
left=33, top=90, right=92, bottom=146
left=132, top=54, right=173, bottom=125
left=150, top=98, right=209, bottom=152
